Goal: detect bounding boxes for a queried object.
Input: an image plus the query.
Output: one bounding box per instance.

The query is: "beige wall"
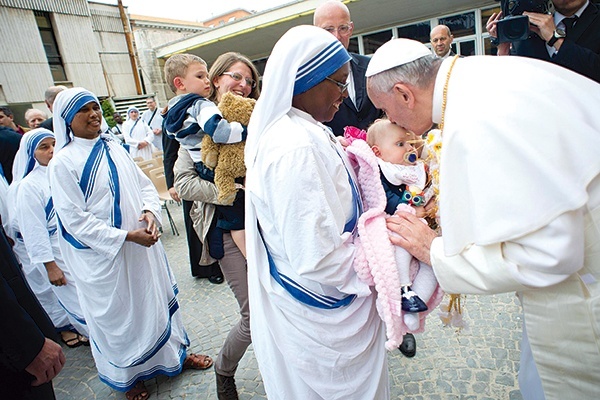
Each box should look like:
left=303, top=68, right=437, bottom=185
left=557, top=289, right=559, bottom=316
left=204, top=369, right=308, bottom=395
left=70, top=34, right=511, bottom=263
left=52, top=13, right=108, bottom=97
left=0, top=7, right=54, bottom=104
left=91, top=4, right=139, bottom=98
left=133, top=24, right=204, bottom=106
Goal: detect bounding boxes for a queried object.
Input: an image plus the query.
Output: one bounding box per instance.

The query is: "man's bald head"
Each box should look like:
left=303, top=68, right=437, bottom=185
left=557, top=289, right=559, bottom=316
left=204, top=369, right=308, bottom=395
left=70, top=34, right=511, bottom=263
left=313, top=0, right=354, bottom=49
left=44, top=85, right=68, bottom=111
left=430, top=25, right=453, bottom=58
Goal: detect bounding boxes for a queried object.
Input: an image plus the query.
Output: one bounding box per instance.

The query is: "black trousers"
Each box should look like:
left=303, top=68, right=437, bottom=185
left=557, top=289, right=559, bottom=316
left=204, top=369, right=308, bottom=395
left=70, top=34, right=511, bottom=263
left=182, top=200, right=222, bottom=278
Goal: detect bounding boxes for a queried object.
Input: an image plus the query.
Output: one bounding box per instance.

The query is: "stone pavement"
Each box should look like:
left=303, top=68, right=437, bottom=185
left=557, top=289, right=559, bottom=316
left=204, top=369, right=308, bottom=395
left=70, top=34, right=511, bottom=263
left=54, top=205, right=525, bottom=400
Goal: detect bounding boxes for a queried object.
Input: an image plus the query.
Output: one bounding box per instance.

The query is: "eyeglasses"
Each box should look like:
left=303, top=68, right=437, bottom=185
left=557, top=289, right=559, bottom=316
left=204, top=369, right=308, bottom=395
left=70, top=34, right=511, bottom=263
left=324, top=76, right=350, bottom=93
left=323, top=23, right=353, bottom=36
left=221, top=72, right=257, bottom=89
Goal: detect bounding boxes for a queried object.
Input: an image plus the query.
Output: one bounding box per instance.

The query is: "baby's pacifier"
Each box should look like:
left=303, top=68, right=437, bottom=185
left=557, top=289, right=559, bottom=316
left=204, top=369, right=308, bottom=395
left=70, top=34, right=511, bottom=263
left=403, top=151, right=418, bottom=165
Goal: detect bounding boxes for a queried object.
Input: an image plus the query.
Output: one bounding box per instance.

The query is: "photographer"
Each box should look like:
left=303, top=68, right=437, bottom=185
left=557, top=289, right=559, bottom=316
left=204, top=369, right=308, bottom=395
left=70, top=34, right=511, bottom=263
left=487, top=0, right=600, bottom=83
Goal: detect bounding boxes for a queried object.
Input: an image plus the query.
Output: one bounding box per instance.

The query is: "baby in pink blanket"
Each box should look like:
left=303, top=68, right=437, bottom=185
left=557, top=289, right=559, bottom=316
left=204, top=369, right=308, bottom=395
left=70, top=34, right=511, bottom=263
left=366, top=119, right=438, bottom=330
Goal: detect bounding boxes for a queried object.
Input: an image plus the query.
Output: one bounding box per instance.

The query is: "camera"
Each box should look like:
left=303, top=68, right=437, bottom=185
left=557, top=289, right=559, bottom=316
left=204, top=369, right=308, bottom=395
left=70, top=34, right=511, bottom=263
left=496, top=0, right=555, bottom=43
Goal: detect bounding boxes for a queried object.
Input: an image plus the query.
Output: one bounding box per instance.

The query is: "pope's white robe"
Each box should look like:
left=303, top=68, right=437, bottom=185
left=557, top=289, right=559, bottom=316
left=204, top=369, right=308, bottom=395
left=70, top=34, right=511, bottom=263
left=429, top=55, right=600, bottom=400
left=49, top=136, right=188, bottom=392
left=122, top=118, right=154, bottom=160
left=246, top=108, right=388, bottom=400
left=16, top=165, right=88, bottom=336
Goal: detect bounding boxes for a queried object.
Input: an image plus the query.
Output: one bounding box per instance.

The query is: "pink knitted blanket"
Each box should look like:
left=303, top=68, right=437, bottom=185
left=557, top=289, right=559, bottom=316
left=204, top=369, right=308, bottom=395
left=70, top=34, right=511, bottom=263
left=346, top=138, right=444, bottom=350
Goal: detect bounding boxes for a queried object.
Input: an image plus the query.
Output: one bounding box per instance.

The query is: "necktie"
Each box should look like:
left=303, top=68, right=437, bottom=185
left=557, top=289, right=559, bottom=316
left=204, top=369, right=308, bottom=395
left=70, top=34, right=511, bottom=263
left=562, top=16, right=578, bottom=35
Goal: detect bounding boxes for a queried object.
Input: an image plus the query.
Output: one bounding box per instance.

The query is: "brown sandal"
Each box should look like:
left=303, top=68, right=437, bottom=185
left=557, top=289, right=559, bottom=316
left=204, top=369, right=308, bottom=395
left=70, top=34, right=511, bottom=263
left=183, top=353, right=213, bottom=370
left=125, top=381, right=149, bottom=400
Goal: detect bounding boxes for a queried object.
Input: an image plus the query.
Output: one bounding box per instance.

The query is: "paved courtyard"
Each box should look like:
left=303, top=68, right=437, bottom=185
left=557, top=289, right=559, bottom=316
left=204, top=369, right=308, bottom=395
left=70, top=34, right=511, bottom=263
left=54, top=205, right=525, bottom=400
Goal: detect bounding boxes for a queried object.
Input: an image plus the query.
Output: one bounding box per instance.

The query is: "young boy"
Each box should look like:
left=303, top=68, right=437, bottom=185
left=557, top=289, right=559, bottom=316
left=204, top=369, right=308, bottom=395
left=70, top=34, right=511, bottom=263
left=162, top=54, right=247, bottom=257
left=365, top=119, right=438, bottom=331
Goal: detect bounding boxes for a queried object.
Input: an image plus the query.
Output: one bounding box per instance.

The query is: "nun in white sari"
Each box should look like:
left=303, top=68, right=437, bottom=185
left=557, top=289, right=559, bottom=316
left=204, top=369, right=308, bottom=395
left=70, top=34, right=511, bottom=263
left=7, top=130, right=72, bottom=334
left=10, top=128, right=89, bottom=339
left=245, top=26, right=389, bottom=399
left=122, top=106, right=154, bottom=160
left=48, top=88, right=212, bottom=398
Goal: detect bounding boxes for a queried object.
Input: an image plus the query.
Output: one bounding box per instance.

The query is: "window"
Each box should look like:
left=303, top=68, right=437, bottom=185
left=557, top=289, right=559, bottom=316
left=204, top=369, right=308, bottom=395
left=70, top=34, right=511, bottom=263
left=35, top=11, right=67, bottom=82
left=348, top=37, right=360, bottom=54
left=397, top=21, right=431, bottom=43
left=362, top=29, right=393, bottom=55
left=439, top=12, right=476, bottom=38
left=482, top=6, right=502, bottom=55
left=457, top=40, right=476, bottom=56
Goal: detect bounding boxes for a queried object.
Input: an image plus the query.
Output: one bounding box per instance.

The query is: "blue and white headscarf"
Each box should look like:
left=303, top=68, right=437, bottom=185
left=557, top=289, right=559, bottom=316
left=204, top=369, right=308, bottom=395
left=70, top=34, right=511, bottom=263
left=11, top=128, right=55, bottom=184
left=52, top=87, right=105, bottom=150
left=246, top=25, right=350, bottom=166
left=126, top=106, right=140, bottom=120
left=7, top=128, right=55, bottom=236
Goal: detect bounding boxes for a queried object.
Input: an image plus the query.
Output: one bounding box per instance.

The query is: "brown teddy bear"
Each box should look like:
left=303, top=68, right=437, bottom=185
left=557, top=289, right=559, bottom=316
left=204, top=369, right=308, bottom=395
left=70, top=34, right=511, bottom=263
left=200, top=91, right=256, bottom=204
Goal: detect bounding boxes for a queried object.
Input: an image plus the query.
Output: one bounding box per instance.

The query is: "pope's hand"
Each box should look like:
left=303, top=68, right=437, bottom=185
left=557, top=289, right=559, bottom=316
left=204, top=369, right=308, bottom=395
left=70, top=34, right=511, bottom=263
left=387, top=211, right=438, bottom=266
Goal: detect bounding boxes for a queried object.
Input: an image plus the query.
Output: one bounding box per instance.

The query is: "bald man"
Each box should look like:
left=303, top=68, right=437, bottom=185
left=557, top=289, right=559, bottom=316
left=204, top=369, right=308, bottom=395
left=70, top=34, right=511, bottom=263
left=24, top=109, right=48, bottom=129
left=39, top=86, right=67, bottom=132
left=430, top=24, right=455, bottom=58
left=313, top=0, right=382, bottom=136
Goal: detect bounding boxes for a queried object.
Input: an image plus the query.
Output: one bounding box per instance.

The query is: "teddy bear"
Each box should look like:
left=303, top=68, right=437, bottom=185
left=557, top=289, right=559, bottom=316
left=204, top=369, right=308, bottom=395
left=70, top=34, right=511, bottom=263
left=200, top=91, right=256, bottom=204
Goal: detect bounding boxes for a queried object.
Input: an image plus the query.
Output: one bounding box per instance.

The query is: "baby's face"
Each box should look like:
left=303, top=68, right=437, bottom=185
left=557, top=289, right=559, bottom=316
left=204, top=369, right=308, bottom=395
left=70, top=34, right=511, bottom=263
left=376, top=126, right=416, bottom=165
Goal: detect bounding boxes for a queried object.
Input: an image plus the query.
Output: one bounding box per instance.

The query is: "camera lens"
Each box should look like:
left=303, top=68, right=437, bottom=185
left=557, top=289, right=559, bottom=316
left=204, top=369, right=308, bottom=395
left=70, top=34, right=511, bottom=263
left=497, top=15, right=530, bottom=43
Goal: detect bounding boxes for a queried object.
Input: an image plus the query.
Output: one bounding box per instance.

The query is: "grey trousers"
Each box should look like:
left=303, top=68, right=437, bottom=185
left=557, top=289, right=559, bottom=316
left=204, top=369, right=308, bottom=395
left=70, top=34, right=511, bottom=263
left=214, top=233, right=251, bottom=376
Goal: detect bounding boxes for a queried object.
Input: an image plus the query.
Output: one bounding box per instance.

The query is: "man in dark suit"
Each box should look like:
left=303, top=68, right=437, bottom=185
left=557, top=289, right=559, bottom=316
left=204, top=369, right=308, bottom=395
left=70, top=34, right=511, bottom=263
left=0, top=223, right=65, bottom=400
left=0, top=126, right=22, bottom=184
left=430, top=24, right=456, bottom=59
left=488, top=0, right=600, bottom=83
left=313, top=0, right=383, bottom=137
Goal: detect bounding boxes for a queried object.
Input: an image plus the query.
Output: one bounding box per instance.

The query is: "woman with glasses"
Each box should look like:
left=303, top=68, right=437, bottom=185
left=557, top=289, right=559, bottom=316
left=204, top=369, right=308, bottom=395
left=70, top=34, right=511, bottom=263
left=170, top=52, right=260, bottom=399
left=245, top=25, right=389, bottom=399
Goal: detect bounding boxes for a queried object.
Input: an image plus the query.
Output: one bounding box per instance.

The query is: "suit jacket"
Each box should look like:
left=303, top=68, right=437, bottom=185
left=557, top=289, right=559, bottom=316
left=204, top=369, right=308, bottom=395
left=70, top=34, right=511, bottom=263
left=0, top=225, right=58, bottom=399
left=39, top=117, right=54, bottom=132
left=324, top=53, right=383, bottom=136
left=513, top=2, right=600, bottom=83
left=0, top=126, right=22, bottom=184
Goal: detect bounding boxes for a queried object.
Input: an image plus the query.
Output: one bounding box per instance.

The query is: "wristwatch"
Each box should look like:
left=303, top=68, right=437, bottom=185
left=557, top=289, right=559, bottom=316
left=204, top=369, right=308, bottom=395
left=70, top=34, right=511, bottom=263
left=547, top=28, right=566, bottom=47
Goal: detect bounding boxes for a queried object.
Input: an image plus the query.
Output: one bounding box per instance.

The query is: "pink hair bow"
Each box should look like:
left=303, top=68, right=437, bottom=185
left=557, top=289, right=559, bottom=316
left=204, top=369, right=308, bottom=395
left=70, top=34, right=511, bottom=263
left=343, top=125, right=367, bottom=144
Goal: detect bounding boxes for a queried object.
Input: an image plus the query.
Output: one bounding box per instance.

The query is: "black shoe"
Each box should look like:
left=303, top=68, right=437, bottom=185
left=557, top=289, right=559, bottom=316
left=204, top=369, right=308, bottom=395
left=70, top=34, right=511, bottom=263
left=399, top=333, right=416, bottom=358
left=216, top=372, right=239, bottom=400
left=208, top=274, right=224, bottom=284
left=401, top=286, right=428, bottom=313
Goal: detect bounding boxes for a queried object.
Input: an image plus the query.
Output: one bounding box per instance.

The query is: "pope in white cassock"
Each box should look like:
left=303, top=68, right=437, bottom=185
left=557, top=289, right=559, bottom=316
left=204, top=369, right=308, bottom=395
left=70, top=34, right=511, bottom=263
left=245, top=25, right=388, bottom=400
left=367, top=39, right=600, bottom=400
left=48, top=88, right=213, bottom=400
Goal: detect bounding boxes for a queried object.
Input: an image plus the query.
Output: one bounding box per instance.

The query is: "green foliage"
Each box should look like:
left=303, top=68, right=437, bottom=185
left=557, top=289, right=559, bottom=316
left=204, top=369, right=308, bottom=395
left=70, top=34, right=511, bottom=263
left=101, top=99, right=116, bottom=128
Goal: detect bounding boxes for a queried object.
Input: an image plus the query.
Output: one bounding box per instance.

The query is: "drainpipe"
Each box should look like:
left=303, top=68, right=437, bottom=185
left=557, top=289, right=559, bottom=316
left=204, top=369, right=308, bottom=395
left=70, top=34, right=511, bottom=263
left=118, top=0, right=143, bottom=95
